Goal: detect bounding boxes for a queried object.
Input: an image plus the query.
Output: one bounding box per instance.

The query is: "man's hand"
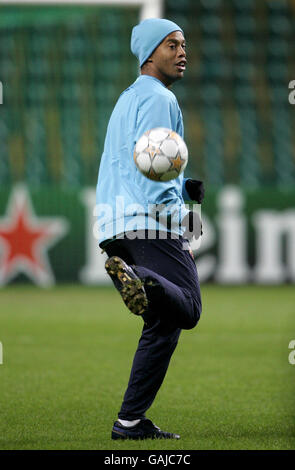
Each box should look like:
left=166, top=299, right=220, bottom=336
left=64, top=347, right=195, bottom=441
left=185, top=179, right=205, bottom=204
left=182, top=210, right=202, bottom=241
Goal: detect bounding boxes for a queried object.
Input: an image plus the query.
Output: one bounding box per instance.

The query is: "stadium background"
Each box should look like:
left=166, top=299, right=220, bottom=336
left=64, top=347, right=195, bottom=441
left=0, top=0, right=295, bottom=286
left=0, top=0, right=295, bottom=452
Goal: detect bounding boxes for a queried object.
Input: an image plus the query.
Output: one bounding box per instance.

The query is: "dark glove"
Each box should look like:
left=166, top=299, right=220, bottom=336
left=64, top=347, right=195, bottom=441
left=185, top=179, right=205, bottom=204
left=182, top=210, right=203, bottom=241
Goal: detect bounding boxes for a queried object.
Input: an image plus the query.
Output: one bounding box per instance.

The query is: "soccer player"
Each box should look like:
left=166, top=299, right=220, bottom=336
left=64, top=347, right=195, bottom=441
left=96, top=18, right=204, bottom=440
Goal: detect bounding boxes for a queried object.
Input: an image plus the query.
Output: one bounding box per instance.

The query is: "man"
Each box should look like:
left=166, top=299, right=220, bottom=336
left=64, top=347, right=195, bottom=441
left=96, top=18, right=204, bottom=440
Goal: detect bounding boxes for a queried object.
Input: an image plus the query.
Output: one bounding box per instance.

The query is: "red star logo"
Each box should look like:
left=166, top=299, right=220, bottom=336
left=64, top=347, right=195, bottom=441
left=0, top=186, right=68, bottom=287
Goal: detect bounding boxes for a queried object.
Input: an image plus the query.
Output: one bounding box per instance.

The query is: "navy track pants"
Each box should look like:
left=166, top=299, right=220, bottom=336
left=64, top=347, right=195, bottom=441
left=104, top=236, right=202, bottom=420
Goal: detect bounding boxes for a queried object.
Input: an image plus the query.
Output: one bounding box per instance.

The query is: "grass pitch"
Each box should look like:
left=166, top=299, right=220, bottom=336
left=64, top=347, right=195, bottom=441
left=0, top=284, right=294, bottom=450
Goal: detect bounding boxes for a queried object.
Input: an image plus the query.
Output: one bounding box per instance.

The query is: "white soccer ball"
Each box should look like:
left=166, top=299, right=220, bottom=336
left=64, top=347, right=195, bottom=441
left=133, top=127, right=188, bottom=182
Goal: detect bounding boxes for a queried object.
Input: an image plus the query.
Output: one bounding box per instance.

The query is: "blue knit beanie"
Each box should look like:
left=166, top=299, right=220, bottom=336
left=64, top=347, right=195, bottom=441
left=131, top=18, right=183, bottom=67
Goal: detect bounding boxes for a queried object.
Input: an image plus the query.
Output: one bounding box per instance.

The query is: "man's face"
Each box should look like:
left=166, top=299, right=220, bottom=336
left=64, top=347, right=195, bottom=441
left=147, top=31, right=186, bottom=87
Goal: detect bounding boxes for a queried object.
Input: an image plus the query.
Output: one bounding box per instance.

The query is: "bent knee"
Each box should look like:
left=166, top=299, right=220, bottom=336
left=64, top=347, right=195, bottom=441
left=183, top=297, right=202, bottom=330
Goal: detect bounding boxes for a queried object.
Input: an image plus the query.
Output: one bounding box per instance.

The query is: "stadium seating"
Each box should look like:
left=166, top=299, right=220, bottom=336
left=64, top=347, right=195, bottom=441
left=0, top=1, right=294, bottom=187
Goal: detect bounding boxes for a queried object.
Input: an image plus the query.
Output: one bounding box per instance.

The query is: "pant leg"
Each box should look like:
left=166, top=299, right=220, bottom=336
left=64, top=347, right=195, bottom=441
left=118, top=323, right=181, bottom=420
left=105, top=236, right=202, bottom=330
left=104, top=236, right=202, bottom=420
left=135, top=265, right=201, bottom=330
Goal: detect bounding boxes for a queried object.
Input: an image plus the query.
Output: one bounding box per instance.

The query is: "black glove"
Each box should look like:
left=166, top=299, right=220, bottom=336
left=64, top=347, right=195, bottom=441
left=185, top=179, right=205, bottom=204
left=182, top=210, right=203, bottom=241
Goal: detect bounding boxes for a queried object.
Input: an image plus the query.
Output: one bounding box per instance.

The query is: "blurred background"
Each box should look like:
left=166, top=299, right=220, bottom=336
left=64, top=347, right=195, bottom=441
left=0, top=0, right=295, bottom=286
left=1, top=2, right=295, bottom=452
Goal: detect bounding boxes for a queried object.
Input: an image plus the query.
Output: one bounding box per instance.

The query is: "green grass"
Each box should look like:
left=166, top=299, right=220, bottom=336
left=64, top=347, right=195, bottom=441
left=0, top=284, right=294, bottom=450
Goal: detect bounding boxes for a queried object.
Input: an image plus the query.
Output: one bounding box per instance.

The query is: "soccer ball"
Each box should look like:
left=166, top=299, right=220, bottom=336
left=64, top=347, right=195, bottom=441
left=133, top=127, right=188, bottom=182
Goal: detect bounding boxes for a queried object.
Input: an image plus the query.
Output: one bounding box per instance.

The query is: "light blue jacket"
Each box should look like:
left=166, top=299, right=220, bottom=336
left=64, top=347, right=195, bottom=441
left=96, top=74, right=192, bottom=246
